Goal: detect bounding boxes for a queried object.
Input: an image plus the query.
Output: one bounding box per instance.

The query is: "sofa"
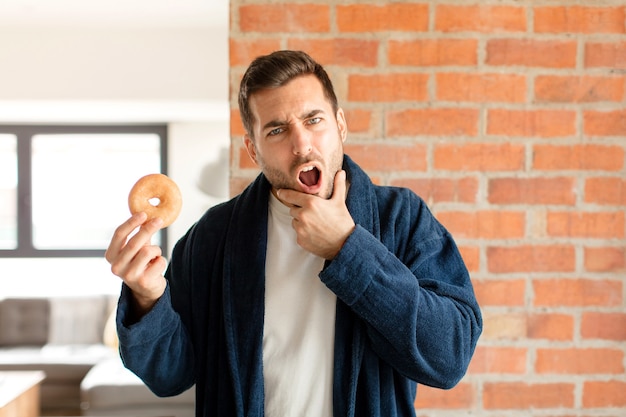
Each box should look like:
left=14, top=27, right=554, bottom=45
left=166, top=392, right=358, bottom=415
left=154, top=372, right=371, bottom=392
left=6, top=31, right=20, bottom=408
left=0, top=296, right=194, bottom=416
left=80, top=358, right=194, bottom=416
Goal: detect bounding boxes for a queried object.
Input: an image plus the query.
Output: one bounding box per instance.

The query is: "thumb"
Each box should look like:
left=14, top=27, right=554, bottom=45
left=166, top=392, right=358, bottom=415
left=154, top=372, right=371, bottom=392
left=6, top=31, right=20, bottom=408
left=331, top=170, right=347, bottom=202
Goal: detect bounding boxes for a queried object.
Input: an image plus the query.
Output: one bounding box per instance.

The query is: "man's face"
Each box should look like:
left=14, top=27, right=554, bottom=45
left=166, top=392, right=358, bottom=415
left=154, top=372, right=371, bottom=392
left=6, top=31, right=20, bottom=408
left=244, top=75, right=347, bottom=200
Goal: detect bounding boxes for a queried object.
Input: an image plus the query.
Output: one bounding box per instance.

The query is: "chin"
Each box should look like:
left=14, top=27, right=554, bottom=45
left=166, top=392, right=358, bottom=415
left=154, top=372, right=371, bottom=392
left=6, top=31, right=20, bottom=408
left=318, top=184, right=334, bottom=200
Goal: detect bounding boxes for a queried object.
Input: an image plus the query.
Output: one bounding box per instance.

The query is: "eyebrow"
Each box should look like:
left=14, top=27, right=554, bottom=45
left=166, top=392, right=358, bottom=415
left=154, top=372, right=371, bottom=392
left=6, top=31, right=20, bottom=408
left=262, top=109, right=325, bottom=131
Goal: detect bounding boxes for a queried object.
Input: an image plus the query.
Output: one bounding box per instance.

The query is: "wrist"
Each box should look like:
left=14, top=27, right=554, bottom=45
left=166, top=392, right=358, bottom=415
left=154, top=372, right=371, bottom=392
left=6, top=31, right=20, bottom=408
left=129, top=278, right=166, bottom=322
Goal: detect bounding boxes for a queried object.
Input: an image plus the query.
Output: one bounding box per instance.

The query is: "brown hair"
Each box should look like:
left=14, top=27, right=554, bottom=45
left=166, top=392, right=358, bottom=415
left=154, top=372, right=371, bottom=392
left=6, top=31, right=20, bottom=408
left=238, top=50, right=339, bottom=139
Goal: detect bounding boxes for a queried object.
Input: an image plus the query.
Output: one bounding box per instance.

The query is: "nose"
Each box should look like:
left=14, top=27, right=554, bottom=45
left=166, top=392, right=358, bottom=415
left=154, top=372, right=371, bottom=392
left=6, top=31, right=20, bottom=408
left=291, top=125, right=312, bottom=156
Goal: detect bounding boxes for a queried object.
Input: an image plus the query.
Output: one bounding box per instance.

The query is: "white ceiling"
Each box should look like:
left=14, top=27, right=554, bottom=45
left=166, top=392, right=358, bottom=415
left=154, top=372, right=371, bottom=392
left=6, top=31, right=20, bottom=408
left=0, top=0, right=230, bottom=123
left=0, top=0, right=228, bottom=28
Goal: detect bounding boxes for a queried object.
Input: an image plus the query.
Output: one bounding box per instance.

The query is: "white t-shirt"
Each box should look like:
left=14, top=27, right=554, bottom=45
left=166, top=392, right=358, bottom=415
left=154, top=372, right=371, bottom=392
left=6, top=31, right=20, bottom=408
left=263, top=193, right=337, bottom=416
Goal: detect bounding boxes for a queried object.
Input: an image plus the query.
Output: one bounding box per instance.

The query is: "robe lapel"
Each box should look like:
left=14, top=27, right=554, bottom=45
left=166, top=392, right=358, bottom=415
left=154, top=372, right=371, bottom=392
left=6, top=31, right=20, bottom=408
left=332, top=155, right=380, bottom=416
left=222, top=174, right=271, bottom=416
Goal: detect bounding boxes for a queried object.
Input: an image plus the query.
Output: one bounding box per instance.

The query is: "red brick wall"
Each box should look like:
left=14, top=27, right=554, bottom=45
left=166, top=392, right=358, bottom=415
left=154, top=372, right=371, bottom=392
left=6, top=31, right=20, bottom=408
left=229, top=2, right=626, bottom=415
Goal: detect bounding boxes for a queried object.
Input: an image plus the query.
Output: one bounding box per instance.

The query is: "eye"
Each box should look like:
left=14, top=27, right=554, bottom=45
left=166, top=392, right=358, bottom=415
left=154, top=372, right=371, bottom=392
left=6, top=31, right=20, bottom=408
left=267, top=127, right=284, bottom=137
left=307, top=117, right=322, bottom=125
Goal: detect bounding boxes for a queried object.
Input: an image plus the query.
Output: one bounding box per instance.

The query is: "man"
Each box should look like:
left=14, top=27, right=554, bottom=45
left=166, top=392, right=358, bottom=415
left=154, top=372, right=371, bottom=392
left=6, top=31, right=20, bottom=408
left=106, top=50, right=482, bottom=417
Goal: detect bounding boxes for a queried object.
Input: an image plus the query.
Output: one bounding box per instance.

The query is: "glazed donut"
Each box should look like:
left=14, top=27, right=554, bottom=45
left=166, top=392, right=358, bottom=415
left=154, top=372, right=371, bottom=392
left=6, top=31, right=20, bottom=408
left=128, top=173, right=182, bottom=228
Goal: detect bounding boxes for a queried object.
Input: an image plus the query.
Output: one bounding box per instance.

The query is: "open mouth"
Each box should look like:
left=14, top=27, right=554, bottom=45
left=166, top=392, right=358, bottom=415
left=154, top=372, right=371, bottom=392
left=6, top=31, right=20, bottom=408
left=298, top=165, right=321, bottom=188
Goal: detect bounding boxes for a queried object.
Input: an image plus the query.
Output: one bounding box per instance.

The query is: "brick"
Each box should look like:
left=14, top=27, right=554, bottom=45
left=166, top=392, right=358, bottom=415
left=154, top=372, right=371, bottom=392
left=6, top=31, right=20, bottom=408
left=337, top=4, right=429, bottom=32
left=481, top=311, right=527, bottom=340
left=436, top=73, right=526, bottom=103
left=534, top=278, right=623, bottom=307
left=414, top=382, right=475, bottom=409
left=582, top=312, right=626, bottom=341
left=481, top=309, right=574, bottom=341
left=535, top=6, right=626, bottom=34
left=487, top=109, right=576, bottom=137
left=348, top=73, right=429, bottom=102
left=535, top=75, right=625, bottom=103
left=547, top=211, right=625, bottom=239
left=487, top=245, right=575, bottom=273
left=369, top=175, right=382, bottom=186
left=390, top=177, right=478, bottom=204
left=344, top=144, right=427, bottom=172
left=436, top=210, right=525, bottom=239
left=459, top=245, right=480, bottom=273
left=229, top=176, right=255, bottom=197
left=343, top=109, right=372, bottom=134
left=585, top=246, right=626, bottom=272
left=239, top=4, right=329, bottom=33
left=468, top=346, right=527, bottom=374
left=229, top=38, right=281, bottom=66
left=584, top=109, right=626, bottom=136
left=583, top=380, right=626, bottom=407
left=434, top=143, right=525, bottom=171
left=527, top=313, right=574, bottom=341
left=536, top=348, right=624, bottom=374
left=459, top=246, right=480, bottom=273
left=486, top=39, right=577, bottom=68
left=533, top=144, right=624, bottom=171
left=585, top=177, right=626, bottom=205
left=483, top=382, right=575, bottom=409
left=287, top=38, right=379, bottom=67
left=386, top=108, right=479, bottom=137
left=436, top=5, right=526, bottom=33
left=389, top=39, right=478, bottom=67
left=585, top=41, right=626, bottom=68
left=230, top=109, right=245, bottom=136
left=473, top=279, right=526, bottom=307
left=488, top=177, right=576, bottom=205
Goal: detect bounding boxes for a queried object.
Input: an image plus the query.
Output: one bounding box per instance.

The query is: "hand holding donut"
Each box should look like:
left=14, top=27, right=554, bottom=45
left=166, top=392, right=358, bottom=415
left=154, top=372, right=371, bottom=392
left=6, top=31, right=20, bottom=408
left=106, top=213, right=167, bottom=315
left=105, top=174, right=182, bottom=317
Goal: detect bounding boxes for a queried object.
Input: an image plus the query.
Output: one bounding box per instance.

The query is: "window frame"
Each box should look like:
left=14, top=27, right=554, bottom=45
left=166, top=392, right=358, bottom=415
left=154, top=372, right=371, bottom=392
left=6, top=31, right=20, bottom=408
left=0, top=124, right=168, bottom=258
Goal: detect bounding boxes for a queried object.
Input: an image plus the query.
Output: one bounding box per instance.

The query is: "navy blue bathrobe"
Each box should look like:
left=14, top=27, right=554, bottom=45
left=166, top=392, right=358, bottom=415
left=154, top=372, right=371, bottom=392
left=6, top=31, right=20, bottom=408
left=116, top=155, right=482, bottom=417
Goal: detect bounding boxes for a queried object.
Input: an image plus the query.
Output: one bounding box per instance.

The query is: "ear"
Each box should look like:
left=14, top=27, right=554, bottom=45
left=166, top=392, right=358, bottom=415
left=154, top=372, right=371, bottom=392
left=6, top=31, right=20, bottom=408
left=243, top=134, right=259, bottom=166
left=336, top=108, right=348, bottom=143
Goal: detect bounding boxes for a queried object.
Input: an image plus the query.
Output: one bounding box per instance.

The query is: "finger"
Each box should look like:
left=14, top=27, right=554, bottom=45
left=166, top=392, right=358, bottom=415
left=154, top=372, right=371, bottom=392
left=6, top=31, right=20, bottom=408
left=276, top=188, right=306, bottom=208
left=127, top=245, right=165, bottom=282
left=144, top=255, right=168, bottom=281
left=105, top=212, right=148, bottom=263
left=330, top=170, right=347, bottom=202
left=119, top=217, right=163, bottom=259
left=108, top=217, right=163, bottom=277
left=134, top=245, right=163, bottom=274
left=130, top=217, right=164, bottom=247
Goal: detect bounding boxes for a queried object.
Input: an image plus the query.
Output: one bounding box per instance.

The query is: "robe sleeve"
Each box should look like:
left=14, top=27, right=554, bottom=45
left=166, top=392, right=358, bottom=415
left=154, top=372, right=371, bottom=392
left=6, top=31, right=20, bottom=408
left=116, top=275, right=196, bottom=397
left=320, top=189, right=482, bottom=389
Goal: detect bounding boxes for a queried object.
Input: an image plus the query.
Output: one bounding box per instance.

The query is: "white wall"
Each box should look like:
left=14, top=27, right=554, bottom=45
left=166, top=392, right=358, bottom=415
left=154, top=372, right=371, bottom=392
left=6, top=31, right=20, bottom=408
left=168, top=122, right=230, bottom=250
left=0, top=27, right=226, bottom=101
left=0, top=23, right=230, bottom=297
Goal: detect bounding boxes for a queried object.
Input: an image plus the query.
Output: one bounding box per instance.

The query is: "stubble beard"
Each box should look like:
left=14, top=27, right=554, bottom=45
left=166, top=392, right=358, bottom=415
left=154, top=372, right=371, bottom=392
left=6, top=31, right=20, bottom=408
left=258, top=145, right=344, bottom=200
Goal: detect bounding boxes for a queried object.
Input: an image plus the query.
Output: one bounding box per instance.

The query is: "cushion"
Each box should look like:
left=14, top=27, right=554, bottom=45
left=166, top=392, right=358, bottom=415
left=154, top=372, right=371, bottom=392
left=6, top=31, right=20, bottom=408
left=102, top=309, right=119, bottom=351
left=0, top=345, right=117, bottom=379
left=0, top=298, right=50, bottom=346
left=47, top=296, right=113, bottom=345
left=0, top=344, right=118, bottom=410
left=81, top=358, right=195, bottom=409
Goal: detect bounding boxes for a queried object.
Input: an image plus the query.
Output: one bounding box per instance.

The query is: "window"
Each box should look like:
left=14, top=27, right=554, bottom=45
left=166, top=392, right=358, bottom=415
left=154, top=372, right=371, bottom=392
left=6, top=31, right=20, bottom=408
left=0, top=125, right=168, bottom=258
left=0, top=134, right=18, bottom=249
